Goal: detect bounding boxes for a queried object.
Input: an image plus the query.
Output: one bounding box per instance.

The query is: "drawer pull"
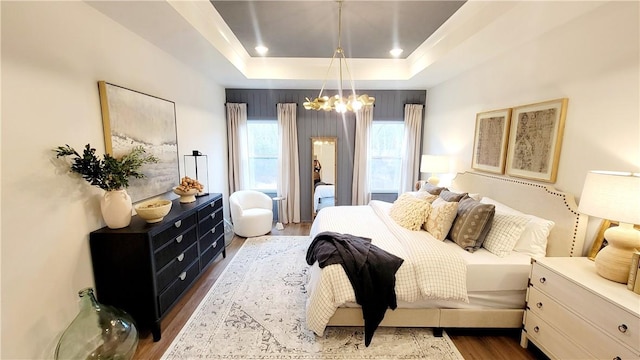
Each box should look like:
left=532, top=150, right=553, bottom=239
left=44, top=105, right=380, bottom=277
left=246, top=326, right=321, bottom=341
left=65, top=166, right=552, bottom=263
left=174, top=220, right=182, bottom=228
left=618, top=324, right=628, bottom=333
left=533, top=326, right=539, bottom=333
left=539, top=277, right=546, bottom=284
left=210, top=213, right=215, bottom=220
left=211, top=227, right=216, bottom=234
left=178, top=272, right=187, bottom=281
left=536, top=302, right=543, bottom=309
left=212, top=241, right=218, bottom=249
left=210, top=203, right=215, bottom=208
left=175, top=235, right=183, bottom=243
left=177, top=253, right=185, bottom=262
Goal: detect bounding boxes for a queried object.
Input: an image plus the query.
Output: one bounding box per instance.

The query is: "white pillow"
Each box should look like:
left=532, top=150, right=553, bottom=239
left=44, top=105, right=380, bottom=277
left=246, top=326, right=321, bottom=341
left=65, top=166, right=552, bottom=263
left=483, top=211, right=529, bottom=257
left=480, top=197, right=555, bottom=258
left=404, top=191, right=438, bottom=203
left=423, top=197, right=458, bottom=240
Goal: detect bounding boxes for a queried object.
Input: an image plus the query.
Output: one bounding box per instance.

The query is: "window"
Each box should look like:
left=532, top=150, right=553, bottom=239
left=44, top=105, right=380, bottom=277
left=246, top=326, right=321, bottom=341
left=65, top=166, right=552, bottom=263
left=246, top=120, right=278, bottom=190
left=369, top=121, right=404, bottom=192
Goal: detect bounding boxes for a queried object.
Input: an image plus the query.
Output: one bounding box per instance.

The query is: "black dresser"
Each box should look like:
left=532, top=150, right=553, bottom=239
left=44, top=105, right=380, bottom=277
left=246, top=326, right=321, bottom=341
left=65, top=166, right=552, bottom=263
left=89, top=193, right=224, bottom=341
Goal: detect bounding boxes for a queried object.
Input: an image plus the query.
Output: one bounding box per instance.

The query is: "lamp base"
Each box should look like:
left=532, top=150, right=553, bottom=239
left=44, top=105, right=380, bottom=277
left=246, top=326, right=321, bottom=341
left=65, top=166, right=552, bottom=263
left=427, top=176, right=440, bottom=186
left=594, top=224, right=640, bottom=283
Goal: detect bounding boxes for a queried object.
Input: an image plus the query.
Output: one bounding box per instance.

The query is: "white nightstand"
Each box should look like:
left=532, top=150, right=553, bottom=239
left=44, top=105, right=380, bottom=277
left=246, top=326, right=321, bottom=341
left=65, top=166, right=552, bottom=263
left=521, top=257, right=640, bottom=359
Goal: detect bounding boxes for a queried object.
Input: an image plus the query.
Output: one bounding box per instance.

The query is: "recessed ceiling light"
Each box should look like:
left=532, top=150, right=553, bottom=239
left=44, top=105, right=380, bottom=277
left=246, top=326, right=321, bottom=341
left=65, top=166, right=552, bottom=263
left=390, top=48, right=403, bottom=57
left=255, top=45, right=269, bottom=55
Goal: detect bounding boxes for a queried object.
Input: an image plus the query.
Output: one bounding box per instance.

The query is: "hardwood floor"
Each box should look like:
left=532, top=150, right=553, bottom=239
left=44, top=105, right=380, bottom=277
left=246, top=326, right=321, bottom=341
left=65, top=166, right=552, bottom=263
left=134, top=222, right=548, bottom=360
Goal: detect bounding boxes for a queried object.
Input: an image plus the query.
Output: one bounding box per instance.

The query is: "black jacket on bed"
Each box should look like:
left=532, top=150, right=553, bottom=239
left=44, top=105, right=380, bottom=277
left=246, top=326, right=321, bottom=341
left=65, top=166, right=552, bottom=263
left=306, top=231, right=404, bottom=346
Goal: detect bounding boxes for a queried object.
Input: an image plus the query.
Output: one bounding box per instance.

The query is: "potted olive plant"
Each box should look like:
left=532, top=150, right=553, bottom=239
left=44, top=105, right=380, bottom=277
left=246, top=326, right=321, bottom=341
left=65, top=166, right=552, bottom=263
left=55, top=144, right=158, bottom=229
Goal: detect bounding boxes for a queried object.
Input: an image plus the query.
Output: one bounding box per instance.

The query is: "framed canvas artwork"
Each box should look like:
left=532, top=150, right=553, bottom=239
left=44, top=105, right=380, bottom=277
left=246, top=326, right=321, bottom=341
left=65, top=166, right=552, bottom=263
left=471, top=108, right=511, bottom=174
left=98, top=81, right=180, bottom=202
left=505, top=98, right=568, bottom=183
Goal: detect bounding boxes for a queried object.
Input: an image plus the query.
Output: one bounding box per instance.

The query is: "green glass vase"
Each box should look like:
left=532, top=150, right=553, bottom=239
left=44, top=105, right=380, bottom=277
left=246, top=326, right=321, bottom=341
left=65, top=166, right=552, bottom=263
left=54, top=288, right=138, bottom=360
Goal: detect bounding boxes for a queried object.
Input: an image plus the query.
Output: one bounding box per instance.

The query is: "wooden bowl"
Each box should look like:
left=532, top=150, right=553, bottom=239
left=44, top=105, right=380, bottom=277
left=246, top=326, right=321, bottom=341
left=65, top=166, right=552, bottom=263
left=134, top=199, right=172, bottom=223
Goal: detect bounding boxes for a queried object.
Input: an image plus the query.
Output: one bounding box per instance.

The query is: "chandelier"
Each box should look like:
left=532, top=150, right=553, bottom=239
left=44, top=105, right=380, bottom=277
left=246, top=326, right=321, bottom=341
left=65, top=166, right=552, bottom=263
left=303, top=1, right=375, bottom=113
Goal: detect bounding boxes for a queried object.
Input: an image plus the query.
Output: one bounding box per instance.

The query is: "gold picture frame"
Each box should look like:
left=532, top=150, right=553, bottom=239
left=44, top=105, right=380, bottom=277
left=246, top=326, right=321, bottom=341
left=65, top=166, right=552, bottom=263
left=588, top=220, right=640, bottom=260
left=505, top=98, right=568, bottom=183
left=471, top=108, right=512, bottom=174
left=98, top=81, right=180, bottom=203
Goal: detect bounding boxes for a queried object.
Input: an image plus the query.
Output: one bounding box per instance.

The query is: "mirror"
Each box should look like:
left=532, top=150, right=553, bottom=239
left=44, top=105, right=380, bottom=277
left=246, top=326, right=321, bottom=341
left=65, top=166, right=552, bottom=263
left=311, top=137, right=337, bottom=217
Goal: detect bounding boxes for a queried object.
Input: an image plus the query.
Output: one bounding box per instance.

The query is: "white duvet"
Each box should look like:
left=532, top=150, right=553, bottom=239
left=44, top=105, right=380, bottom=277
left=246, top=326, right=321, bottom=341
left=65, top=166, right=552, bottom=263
left=306, top=200, right=469, bottom=335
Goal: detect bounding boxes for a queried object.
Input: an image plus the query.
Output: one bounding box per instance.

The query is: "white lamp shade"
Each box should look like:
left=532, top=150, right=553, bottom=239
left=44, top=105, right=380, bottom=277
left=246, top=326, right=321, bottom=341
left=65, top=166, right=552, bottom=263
left=578, top=171, right=640, bottom=225
left=420, top=155, right=449, bottom=174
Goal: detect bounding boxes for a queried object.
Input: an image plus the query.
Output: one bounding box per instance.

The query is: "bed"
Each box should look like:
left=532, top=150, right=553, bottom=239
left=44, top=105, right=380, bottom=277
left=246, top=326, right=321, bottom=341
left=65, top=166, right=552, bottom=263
left=313, top=183, right=335, bottom=212
left=305, top=171, right=588, bottom=336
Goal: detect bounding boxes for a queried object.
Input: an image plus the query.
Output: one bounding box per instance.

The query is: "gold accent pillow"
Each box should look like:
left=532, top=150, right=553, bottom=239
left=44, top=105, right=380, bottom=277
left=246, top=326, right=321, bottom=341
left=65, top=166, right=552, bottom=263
left=423, top=197, right=459, bottom=240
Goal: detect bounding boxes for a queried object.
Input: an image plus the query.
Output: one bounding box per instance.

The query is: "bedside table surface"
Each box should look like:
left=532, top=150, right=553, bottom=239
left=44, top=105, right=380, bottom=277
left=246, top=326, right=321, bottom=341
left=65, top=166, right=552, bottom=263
left=536, top=257, right=640, bottom=316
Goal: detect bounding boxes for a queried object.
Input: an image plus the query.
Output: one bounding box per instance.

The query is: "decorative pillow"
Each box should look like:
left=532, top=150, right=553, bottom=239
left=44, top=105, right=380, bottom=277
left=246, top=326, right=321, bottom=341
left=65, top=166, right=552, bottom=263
left=389, top=194, right=431, bottom=231
left=439, top=190, right=467, bottom=202
left=480, top=197, right=554, bottom=258
left=448, top=198, right=495, bottom=252
left=482, top=212, right=530, bottom=257
left=407, top=191, right=438, bottom=203
left=448, top=187, right=481, bottom=201
left=419, top=182, right=447, bottom=195
left=423, top=198, right=458, bottom=240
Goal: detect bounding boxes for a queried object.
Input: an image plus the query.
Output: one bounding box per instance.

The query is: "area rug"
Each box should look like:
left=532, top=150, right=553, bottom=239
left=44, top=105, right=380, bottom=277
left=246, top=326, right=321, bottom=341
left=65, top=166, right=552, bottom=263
left=161, top=235, right=464, bottom=360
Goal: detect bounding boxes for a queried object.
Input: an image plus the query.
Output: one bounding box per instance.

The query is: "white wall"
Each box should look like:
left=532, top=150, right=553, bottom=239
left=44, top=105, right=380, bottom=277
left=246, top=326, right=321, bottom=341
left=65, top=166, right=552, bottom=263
left=423, top=1, right=640, bottom=254
left=1, top=2, right=227, bottom=358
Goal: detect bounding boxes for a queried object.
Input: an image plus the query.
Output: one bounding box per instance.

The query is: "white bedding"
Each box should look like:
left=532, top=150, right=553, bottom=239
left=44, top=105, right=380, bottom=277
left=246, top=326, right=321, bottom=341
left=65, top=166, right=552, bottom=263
left=306, top=200, right=533, bottom=335
left=307, top=200, right=469, bottom=335
left=313, top=184, right=335, bottom=211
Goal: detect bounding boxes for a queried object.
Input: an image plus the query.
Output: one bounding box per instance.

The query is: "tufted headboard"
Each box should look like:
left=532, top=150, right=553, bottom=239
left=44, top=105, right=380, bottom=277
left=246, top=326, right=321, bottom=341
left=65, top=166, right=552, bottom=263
left=451, top=171, right=587, bottom=257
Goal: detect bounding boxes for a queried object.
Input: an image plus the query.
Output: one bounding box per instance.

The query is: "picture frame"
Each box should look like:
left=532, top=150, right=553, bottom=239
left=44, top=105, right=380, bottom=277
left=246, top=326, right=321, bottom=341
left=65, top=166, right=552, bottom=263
left=589, top=220, right=640, bottom=260
left=505, top=98, right=568, bottom=183
left=98, top=81, right=180, bottom=203
left=471, top=108, right=512, bottom=174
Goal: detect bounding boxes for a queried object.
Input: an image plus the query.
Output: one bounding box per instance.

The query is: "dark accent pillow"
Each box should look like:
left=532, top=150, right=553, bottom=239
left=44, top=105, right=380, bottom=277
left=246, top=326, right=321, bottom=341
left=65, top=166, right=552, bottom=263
left=439, top=190, right=467, bottom=202
left=420, top=183, right=447, bottom=195
left=448, top=197, right=496, bottom=252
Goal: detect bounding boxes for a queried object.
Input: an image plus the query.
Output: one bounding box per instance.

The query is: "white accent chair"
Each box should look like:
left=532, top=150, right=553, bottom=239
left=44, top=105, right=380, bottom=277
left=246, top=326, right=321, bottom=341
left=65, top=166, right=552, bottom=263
left=229, top=190, right=273, bottom=238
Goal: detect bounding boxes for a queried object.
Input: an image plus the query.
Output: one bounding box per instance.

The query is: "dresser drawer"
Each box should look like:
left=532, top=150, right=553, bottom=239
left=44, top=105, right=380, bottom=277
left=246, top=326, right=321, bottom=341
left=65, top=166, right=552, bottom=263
left=200, top=234, right=225, bottom=269
left=158, top=259, right=199, bottom=314
left=153, top=226, right=197, bottom=271
left=524, top=311, right=592, bottom=360
left=156, top=243, right=198, bottom=293
left=151, top=213, right=197, bottom=249
left=528, top=287, right=638, bottom=360
left=197, top=197, right=222, bottom=220
left=199, top=219, right=224, bottom=244
left=531, top=262, right=640, bottom=350
left=198, top=208, right=223, bottom=236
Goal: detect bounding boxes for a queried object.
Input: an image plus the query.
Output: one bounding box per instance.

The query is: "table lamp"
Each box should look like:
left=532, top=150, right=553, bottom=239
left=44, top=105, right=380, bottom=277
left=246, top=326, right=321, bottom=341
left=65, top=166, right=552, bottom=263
left=420, top=155, right=450, bottom=186
left=578, top=171, right=640, bottom=283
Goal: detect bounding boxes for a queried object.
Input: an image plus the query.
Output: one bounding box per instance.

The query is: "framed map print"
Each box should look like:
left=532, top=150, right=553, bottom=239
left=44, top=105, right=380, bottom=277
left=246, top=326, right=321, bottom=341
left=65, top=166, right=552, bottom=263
left=471, top=108, right=511, bottom=174
left=505, top=98, right=568, bottom=183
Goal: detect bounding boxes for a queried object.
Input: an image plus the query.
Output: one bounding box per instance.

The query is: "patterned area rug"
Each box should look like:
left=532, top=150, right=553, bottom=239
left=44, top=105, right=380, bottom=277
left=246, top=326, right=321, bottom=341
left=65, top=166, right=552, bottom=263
left=161, top=236, right=464, bottom=360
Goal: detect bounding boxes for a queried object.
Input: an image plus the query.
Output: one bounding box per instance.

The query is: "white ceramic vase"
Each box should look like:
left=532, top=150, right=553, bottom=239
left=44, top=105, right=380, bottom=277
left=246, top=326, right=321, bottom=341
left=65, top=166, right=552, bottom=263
left=101, top=189, right=133, bottom=229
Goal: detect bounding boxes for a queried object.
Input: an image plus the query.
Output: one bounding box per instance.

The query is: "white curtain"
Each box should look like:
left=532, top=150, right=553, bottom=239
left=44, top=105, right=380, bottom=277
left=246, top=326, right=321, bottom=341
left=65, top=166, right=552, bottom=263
left=352, top=104, right=374, bottom=205
left=277, top=103, right=301, bottom=224
left=399, top=104, right=424, bottom=193
left=226, top=103, right=248, bottom=194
